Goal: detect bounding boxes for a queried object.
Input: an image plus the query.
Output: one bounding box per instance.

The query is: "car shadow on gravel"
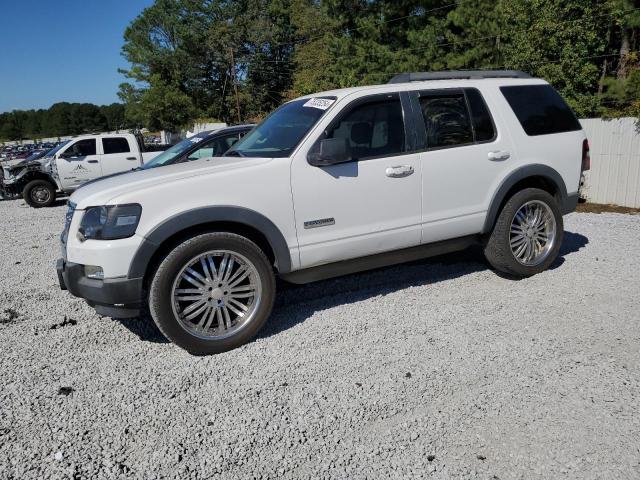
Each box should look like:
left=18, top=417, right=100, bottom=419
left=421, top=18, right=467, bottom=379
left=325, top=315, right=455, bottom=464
left=551, top=231, right=589, bottom=269
left=116, top=314, right=170, bottom=344
left=260, top=231, right=589, bottom=339
left=115, top=232, right=588, bottom=344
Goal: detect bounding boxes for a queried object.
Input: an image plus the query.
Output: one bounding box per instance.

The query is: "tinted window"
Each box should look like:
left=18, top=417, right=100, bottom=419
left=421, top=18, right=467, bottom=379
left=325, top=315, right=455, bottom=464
left=44, top=141, right=69, bottom=158
left=102, top=137, right=131, bottom=154
left=68, top=139, right=96, bottom=156
left=500, top=85, right=581, bottom=136
left=188, top=133, right=240, bottom=160
left=420, top=94, right=473, bottom=148
left=142, top=132, right=210, bottom=169
left=327, top=98, right=405, bottom=160
left=466, top=89, right=495, bottom=142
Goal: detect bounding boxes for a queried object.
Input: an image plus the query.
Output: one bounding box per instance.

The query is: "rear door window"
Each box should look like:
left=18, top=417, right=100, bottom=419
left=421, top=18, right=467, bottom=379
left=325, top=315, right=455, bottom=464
left=102, top=137, right=131, bottom=154
left=466, top=89, right=496, bottom=142
left=500, top=84, right=581, bottom=136
left=419, top=93, right=473, bottom=148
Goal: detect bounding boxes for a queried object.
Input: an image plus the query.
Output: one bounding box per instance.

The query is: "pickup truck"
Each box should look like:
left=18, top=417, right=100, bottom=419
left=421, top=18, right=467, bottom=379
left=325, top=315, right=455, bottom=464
left=1, top=133, right=162, bottom=207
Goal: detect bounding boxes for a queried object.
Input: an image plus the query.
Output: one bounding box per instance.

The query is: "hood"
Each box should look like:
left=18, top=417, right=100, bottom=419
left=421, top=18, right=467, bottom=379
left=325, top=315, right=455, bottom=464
left=2, top=158, right=29, bottom=169
left=70, top=156, right=272, bottom=209
left=6, top=156, right=49, bottom=171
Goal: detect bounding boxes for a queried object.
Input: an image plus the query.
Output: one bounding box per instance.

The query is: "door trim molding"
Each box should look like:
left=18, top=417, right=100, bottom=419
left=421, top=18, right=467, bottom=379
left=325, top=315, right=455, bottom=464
left=282, top=235, right=478, bottom=284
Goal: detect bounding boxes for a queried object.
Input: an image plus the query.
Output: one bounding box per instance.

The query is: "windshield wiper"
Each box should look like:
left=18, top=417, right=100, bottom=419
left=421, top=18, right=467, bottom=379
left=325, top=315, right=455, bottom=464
left=225, top=150, right=245, bottom=157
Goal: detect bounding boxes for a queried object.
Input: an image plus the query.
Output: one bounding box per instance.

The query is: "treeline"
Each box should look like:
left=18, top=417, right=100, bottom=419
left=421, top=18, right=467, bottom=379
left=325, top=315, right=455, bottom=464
left=0, top=103, right=129, bottom=141
left=3, top=0, right=639, bottom=140
left=118, top=0, right=640, bottom=131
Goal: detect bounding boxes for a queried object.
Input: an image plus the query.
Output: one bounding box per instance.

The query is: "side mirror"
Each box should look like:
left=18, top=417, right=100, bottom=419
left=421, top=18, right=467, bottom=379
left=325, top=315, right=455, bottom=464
left=307, top=138, right=352, bottom=167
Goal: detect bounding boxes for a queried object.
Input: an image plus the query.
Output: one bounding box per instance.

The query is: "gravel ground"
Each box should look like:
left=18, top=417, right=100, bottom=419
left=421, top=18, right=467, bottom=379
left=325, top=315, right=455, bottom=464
left=1, top=198, right=639, bottom=480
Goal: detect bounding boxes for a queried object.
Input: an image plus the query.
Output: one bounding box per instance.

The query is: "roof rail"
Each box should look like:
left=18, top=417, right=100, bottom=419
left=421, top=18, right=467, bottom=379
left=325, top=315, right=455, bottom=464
left=387, top=70, right=531, bottom=84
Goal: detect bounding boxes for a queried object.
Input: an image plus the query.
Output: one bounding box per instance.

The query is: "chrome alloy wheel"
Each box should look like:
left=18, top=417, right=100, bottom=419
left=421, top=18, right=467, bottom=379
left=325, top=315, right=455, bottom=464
left=171, top=250, right=262, bottom=339
left=32, top=186, right=51, bottom=204
left=509, top=200, right=557, bottom=266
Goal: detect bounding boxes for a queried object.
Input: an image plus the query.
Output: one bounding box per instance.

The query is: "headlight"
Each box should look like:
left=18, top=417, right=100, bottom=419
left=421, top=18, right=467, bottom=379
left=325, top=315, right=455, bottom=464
left=84, top=265, right=104, bottom=279
left=77, top=204, right=142, bottom=241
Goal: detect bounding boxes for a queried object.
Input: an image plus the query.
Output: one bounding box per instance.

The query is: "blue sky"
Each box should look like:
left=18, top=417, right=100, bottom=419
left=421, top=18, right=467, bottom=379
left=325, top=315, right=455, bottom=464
left=0, top=0, right=154, bottom=113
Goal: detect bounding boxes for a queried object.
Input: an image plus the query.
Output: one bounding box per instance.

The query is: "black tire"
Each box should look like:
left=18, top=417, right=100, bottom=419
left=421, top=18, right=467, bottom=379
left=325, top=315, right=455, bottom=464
left=484, top=188, right=563, bottom=278
left=23, top=179, right=56, bottom=208
left=148, top=232, right=276, bottom=354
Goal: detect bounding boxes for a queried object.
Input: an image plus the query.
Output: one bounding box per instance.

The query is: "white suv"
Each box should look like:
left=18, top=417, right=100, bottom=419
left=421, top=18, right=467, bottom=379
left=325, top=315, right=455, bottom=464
left=56, top=71, right=590, bottom=354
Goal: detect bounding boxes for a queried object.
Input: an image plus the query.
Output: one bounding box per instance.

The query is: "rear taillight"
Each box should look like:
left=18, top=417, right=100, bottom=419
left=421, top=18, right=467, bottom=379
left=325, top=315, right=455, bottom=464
left=582, top=139, right=591, bottom=171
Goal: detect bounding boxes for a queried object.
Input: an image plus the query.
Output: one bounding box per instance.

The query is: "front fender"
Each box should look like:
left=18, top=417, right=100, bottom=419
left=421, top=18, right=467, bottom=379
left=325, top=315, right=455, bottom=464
left=128, top=205, right=292, bottom=279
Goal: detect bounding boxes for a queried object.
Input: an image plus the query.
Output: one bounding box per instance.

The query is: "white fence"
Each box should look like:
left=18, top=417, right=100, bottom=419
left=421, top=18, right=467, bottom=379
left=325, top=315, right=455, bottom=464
left=580, top=117, right=640, bottom=208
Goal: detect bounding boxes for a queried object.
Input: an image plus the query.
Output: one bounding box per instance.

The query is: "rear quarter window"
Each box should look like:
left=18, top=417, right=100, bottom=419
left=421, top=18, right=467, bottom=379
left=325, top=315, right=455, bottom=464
left=500, top=85, right=581, bottom=136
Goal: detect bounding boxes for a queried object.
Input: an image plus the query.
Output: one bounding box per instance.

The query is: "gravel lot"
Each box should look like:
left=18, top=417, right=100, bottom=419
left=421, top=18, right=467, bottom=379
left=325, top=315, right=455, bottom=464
left=1, top=198, right=639, bottom=479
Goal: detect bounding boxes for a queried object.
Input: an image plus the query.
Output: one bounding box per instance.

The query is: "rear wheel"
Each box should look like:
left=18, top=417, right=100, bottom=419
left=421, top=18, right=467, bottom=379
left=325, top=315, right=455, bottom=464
left=148, top=232, right=276, bottom=354
left=23, top=179, right=56, bottom=208
left=484, top=188, right=563, bottom=277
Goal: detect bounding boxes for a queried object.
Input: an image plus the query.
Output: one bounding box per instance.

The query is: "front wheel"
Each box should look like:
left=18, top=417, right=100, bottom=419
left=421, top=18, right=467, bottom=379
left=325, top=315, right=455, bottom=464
left=484, top=188, right=563, bottom=277
left=23, top=179, right=56, bottom=208
left=148, top=232, right=276, bottom=354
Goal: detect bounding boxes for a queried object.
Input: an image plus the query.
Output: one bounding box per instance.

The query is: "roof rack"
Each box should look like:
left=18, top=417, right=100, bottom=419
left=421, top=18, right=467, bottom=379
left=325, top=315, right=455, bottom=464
left=387, top=70, right=531, bottom=84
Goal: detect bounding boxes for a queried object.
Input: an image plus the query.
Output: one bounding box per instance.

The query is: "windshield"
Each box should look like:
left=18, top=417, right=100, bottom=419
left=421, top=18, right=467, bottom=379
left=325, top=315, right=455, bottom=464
left=142, top=132, right=211, bottom=169
left=225, top=97, right=336, bottom=158
left=45, top=141, right=70, bottom=158
left=25, top=150, right=47, bottom=161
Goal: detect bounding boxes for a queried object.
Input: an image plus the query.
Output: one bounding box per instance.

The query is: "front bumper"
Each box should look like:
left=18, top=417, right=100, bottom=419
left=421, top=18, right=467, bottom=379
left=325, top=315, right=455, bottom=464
left=1, top=177, right=21, bottom=197
left=56, top=258, right=143, bottom=318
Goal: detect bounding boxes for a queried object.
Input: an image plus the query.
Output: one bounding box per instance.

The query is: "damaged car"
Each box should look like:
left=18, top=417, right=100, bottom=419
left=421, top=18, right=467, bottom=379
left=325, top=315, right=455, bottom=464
left=2, top=133, right=165, bottom=207
left=0, top=141, right=69, bottom=202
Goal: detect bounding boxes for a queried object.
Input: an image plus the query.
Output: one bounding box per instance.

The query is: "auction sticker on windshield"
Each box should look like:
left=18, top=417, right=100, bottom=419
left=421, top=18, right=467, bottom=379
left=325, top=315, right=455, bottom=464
left=303, top=98, right=335, bottom=110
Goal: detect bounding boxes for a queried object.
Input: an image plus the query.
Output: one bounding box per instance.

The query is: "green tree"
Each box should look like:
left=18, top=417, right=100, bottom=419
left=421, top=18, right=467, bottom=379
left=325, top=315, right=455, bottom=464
left=120, top=0, right=245, bottom=126
left=100, top=103, right=128, bottom=131
left=112, top=0, right=640, bottom=126
left=323, top=0, right=451, bottom=87
left=289, top=0, right=340, bottom=96
left=439, top=0, right=504, bottom=70
left=598, top=0, right=640, bottom=117
left=0, top=111, right=28, bottom=140
left=120, top=0, right=299, bottom=126
left=239, top=0, right=296, bottom=119
left=497, top=0, right=611, bottom=117
left=0, top=102, right=130, bottom=140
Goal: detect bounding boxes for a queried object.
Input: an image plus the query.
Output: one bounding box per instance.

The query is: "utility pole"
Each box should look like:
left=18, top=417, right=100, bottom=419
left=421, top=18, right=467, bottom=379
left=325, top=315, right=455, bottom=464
left=229, top=48, right=242, bottom=124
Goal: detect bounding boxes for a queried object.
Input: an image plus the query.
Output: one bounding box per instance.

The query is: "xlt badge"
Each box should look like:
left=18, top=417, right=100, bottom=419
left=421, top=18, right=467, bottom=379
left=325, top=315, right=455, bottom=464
left=304, top=217, right=335, bottom=229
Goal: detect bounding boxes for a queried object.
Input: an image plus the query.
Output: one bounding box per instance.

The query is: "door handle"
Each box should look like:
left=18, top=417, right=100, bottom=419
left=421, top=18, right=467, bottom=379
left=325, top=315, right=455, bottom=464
left=488, top=150, right=510, bottom=161
left=126, top=156, right=137, bottom=160
left=385, top=165, right=414, bottom=178
left=88, top=160, right=99, bottom=164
